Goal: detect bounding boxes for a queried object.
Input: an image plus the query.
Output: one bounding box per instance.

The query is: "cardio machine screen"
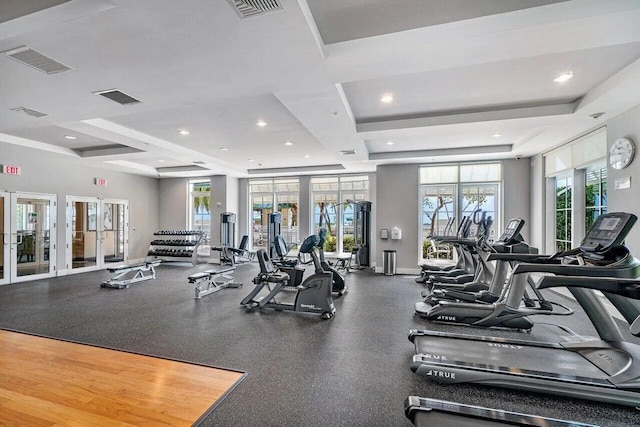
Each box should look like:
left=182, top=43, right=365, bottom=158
left=581, top=212, right=636, bottom=252
left=599, top=217, right=621, bottom=231
left=497, top=219, right=524, bottom=243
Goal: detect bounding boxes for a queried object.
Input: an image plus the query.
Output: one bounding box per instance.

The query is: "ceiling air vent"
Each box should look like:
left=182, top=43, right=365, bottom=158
left=4, top=46, right=73, bottom=74
left=340, top=150, right=356, bottom=156
left=94, top=89, right=142, bottom=105
left=10, top=106, right=48, bottom=118
left=193, top=161, right=206, bottom=164
left=227, top=0, right=282, bottom=19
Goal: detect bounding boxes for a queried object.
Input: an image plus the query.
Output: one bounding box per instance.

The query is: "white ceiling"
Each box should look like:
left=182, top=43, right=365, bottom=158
left=1, top=0, right=640, bottom=178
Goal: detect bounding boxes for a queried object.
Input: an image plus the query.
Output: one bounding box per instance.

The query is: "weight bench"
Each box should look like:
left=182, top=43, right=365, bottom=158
left=335, top=248, right=357, bottom=273
left=101, top=260, right=161, bottom=289
left=188, top=266, right=242, bottom=299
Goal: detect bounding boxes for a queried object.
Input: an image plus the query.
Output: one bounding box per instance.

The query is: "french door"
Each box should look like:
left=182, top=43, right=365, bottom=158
left=8, top=192, right=57, bottom=283
left=0, top=191, right=9, bottom=285
left=65, top=197, right=129, bottom=274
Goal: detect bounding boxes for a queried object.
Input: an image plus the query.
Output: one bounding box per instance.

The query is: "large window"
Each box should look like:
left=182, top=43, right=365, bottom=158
left=189, top=180, right=211, bottom=235
left=420, top=163, right=501, bottom=261
left=249, top=178, right=299, bottom=250
left=555, top=175, right=572, bottom=252
left=544, top=127, right=607, bottom=251
left=311, top=175, right=369, bottom=253
left=585, top=166, right=607, bottom=232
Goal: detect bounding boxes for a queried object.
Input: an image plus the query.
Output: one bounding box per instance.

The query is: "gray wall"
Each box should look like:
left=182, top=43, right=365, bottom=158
left=502, top=159, right=531, bottom=241
left=298, top=176, right=311, bottom=239
left=208, top=175, right=241, bottom=247
left=604, top=104, right=640, bottom=254
left=238, top=178, right=249, bottom=238
left=529, top=154, right=546, bottom=251
left=158, top=178, right=188, bottom=230
left=375, top=164, right=420, bottom=273
left=0, top=143, right=159, bottom=271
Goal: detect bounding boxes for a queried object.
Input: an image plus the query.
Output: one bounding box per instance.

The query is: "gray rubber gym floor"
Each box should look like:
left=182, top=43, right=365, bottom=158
left=0, top=263, right=639, bottom=426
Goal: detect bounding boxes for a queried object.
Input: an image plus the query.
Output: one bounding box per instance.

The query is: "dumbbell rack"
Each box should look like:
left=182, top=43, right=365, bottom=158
left=148, top=230, right=204, bottom=265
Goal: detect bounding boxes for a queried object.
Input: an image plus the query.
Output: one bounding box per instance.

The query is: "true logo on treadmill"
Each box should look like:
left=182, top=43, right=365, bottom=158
left=596, top=352, right=615, bottom=363
left=437, top=315, right=457, bottom=321
left=300, top=304, right=319, bottom=310
left=487, top=343, right=523, bottom=349
left=422, top=353, right=447, bottom=361
left=426, top=370, right=455, bottom=379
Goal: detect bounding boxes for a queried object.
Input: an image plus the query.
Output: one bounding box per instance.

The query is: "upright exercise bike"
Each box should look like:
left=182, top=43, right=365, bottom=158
left=318, top=228, right=348, bottom=297
left=240, top=234, right=336, bottom=319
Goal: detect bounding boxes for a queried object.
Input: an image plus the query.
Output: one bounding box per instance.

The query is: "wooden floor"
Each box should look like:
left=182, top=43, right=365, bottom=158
left=0, top=330, right=244, bottom=426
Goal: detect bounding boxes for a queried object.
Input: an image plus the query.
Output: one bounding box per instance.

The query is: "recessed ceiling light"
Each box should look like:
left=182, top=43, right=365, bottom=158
left=256, top=120, right=267, bottom=127
left=554, top=71, right=573, bottom=83
left=492, top=133, right=502, bottom=138
left=304, top=155, right=311, bottom=159
left=386, top=141, right=394, bottom=145
left=284, top=141, right=293, bottom=146
left=64, top=135, right=76, bottom=140
left=158, top=159, right=166, bottom=163
left=178, top=129, right=190, bottom=135
left=248, top=159, right=255, bottom=162
left=380, top=93, right=394, bottom=103
left=220, top=147, right=228, bottom=151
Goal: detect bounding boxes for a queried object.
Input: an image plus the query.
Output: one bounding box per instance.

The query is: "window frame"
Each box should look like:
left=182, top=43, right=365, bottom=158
left=419, top=163, right=502, bottom=262
left=310, top=175, right=370, bottom=254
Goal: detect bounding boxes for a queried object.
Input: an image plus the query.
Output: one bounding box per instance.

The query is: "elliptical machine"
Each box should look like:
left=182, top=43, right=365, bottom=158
left=240, top=234, right=336, bottom=319
left=318, top=228, right=348, bottom=297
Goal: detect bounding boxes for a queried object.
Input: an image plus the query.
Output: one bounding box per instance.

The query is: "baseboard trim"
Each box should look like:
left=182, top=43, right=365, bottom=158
left=374, top=267, right=421, bottom=275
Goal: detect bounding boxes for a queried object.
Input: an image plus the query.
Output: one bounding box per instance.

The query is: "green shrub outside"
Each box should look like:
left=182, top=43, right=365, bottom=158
left=422, top=240, right=431, bottom=258
left=343, top=236, right=355, bottom=252
left=324, top=235, right=337, bottom=252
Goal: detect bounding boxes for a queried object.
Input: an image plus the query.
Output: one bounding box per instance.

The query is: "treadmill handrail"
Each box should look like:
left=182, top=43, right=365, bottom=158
left=512, top=262, right=640, bottom=278
left=486, top=253, right=560, bottom=263
left=538, top=276, right=640, bottom=299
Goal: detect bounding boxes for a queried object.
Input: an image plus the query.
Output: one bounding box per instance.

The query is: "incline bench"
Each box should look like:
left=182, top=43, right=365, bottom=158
left=188, top=266, right=242, bottom=299
left=101, top=260, right=162, bottom=289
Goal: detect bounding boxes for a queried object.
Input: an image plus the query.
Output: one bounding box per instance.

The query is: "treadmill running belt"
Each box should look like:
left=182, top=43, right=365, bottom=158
left=414, top=336, right=609, bottom=381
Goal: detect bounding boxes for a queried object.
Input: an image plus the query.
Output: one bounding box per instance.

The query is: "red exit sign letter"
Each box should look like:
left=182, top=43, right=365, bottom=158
left=2, top=165, right=21, bottom=175
left=95, top=178, right=108, bottom=187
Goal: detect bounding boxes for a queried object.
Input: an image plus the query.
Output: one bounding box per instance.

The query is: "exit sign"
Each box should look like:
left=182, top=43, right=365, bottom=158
left=2, top=165, right=21, bottom=175
left=95, top=178, right=108, bottom=187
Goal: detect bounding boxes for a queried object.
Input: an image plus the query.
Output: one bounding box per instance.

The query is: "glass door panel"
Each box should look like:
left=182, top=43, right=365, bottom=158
left=10, top=193, right=56, bottom=282
left=66, top=197, right=99, bottom=273
left=460, top=184, right=498, bottom=239
left=101, top=200, right=128, bottom=266
left=312, top=193, right=338, bottom=253
left=276, top=194, right=298, bottom=247
left=0, top=192, right=8, bottom=285
left=251, top=195, right=273, bottom=250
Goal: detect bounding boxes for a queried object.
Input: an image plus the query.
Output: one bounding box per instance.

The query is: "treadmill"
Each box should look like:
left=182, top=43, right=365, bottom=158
left=422, top=218, right=532, bottom=303
left=414, top=218, right=571, bottom=330
left=405, top=396, right=596, bottom=427
left=409, top=212, right=640, bottom=407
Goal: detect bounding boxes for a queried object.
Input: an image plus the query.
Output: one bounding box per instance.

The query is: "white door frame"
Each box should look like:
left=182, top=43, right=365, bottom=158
left=10, top=192, right=57, bottom=283
left=65, top=197, right=130, bottom=274
left=65, top=196, right=101, bottom=275
left=0, top=191, right=10, bottom=285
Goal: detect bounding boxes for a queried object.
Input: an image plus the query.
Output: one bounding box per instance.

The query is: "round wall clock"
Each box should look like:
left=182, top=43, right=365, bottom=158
left=609, top=137, right=635, bottom=170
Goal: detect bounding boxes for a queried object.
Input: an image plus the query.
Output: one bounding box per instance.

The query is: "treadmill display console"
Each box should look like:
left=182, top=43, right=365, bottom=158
left=496, top=218, right=525, bottom=243
left=580, top=212, right=637, bottom=253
